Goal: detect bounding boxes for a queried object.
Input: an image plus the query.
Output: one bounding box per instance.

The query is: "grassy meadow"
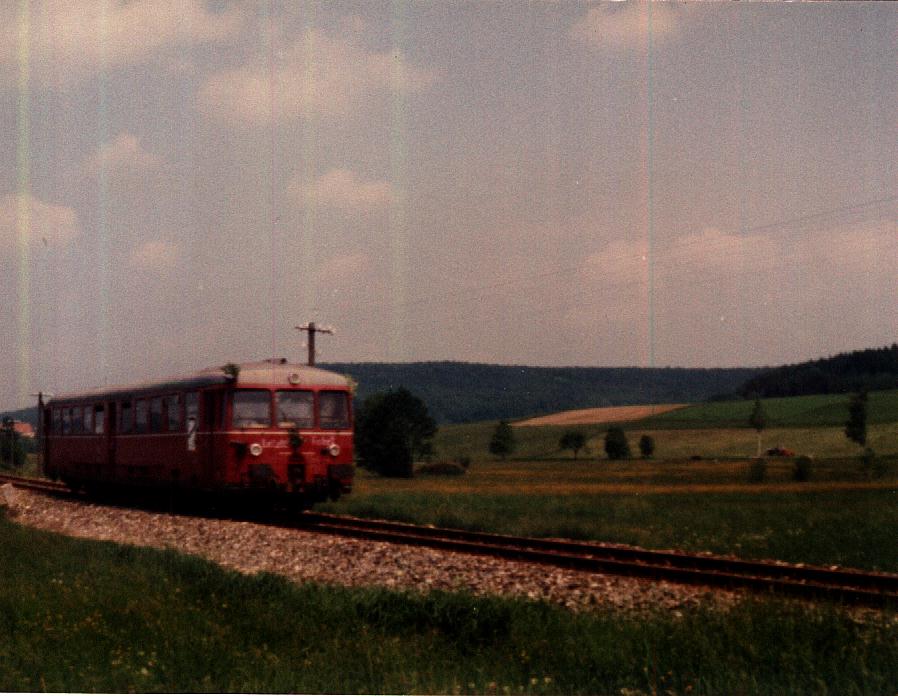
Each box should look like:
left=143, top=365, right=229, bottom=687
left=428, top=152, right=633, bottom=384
left=2, top=511, right=896, bottom=695
left=322, top=389, right=898, bottom=573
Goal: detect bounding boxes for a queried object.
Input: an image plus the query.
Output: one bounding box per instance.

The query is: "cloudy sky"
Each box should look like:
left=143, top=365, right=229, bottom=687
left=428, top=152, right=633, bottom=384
left=1, top=1, right=895, bottom=410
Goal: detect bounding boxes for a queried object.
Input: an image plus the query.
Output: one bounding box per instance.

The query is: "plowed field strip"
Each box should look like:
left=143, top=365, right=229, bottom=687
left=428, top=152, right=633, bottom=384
left=515, top=404, right=688, bottom=426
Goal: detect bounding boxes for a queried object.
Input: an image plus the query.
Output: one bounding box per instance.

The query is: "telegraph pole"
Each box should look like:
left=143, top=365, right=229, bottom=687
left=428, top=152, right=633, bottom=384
left=294, top=322, right=334, bottom=366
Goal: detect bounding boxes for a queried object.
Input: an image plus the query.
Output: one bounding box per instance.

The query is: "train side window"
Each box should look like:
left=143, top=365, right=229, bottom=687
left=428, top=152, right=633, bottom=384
left=94, top=405, right=105, bottom=434
left=62, top=408, right=71, bottom=435
left=53, top=408, right=61, bottom=435
left=150, top=397, right=163, bottom=432
left=185, top=392, right=198, bottom=430
left=166, top=394, right=182, bottom=431
left=71, top=406, right=82, bottom=434
left=135, top=400, right=148, bottom=434
left=83, top=406, right=93, bottom=434
left=120, top=401, right=133, bottom=434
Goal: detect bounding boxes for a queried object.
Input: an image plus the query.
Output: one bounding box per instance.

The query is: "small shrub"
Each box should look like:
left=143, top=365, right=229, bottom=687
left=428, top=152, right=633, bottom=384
left=416, top=461, right=466, bottom=477
left=748, top=458, right=767, bottom=483
left=638, top=435, right=655, bottom=458
left=793, top=456, right=812, bottom=482
left=456, top=456, right=471, bottom=470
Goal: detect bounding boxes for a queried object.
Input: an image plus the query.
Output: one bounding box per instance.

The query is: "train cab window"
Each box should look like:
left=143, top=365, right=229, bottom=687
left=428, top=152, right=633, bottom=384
left=135, top=400, right=148, bottom=434
left=166, top=394, right=182, bottom=431
left=275, top=390, right=313, bottom=428
left=120, top=401, right=133, bottom=434
left=94, top=405, right=105, bottom=434
left=62, top=408, right=71, bottom=435
left=150, top=397, right=163, bottom=432
left=319, top=391, right=350, bottom=429
left=232, top=390, right=272, bottom=429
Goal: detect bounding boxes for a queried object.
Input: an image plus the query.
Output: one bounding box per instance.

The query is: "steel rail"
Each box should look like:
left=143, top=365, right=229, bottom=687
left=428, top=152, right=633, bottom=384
left=300, top=512, right=898, bottom=608
left=0, top=472, right=69, bottom=494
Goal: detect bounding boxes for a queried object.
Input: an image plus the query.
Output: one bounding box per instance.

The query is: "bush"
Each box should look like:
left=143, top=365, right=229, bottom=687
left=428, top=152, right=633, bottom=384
left=748, top=458, right=767, bottom=483
left=604, top=427, right=630, bottom=460
left=792, top=456, right=813, bottom=482
left=638, top=434, right=655, bottom=458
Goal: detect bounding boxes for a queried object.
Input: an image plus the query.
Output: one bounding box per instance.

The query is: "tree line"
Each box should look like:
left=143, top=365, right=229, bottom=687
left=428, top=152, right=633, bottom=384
left=740, top=344, right=898, bottom=398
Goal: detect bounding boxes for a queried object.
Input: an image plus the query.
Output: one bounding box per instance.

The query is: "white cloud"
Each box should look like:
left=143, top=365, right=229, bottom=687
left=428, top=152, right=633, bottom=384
left=196, top=28, right=436, bottom=124
left=83, top=133, right=161, bottom=175
left=0, top=193, right=81, bottom=251
left=288, top=169, right=395, bottom=209
left=571, top=3, right=681, bottom=49
left=0, top=0, right=242, bottom=85
left=572, top=221, right=898, bottom=366
left=128, top=239, right=179, bottom=270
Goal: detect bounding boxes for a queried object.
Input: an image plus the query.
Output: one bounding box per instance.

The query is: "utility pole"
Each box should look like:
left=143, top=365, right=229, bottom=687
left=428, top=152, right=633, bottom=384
left=294, top=322, right=334, bottom=366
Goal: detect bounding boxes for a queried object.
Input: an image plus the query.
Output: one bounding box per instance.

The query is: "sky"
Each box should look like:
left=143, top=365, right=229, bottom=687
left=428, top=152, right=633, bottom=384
left=1, top=1, right=896, bottom=411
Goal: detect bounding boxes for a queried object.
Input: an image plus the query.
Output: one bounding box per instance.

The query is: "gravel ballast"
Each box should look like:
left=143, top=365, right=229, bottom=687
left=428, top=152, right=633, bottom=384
left=2, top=484, right=736, bottom=614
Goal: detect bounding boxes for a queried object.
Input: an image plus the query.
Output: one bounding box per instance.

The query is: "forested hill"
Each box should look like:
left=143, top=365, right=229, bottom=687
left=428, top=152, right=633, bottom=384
left=323, top=362, right=760, bottom=423
left=740, top=344, right=898, bottom=398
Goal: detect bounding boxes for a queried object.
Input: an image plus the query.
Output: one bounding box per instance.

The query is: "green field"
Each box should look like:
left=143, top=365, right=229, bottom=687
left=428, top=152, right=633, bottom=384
left=2, top=512, right=896, bottom=694
left=630, top=389, right=898, bottom=429
left=321, top=389, right=898, bottom=573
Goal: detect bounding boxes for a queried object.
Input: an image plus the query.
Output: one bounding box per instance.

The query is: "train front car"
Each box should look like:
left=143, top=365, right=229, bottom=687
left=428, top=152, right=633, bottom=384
left=223, top=361, right=355, bottom=508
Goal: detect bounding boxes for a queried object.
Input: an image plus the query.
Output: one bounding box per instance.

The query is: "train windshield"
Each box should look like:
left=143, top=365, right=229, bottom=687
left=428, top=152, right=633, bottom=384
left=275, top=390, right=314, bottom=428
left=319, top=391, right=350, bottom=429
left=232, top=390, right=272, bottom=429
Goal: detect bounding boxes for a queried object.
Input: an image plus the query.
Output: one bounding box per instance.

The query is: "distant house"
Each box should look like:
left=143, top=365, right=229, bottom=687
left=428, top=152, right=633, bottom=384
left=10, top=421, right=35, bottom=439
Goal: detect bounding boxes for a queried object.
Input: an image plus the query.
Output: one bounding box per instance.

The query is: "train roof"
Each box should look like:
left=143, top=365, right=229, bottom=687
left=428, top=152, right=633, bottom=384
left=48, top=359, right=353, bottom=404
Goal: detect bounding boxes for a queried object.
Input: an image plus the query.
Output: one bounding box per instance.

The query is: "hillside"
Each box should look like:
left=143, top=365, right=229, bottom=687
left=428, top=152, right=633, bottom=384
left=323, top=362, right=759, bottom=423
left=741, top=344, right=898, bottom=398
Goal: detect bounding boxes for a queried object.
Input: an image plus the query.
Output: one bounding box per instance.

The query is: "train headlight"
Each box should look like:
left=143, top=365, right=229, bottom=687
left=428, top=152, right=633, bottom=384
left=327, top=443, right=341, bottom=458
left=249, top=443, right=263, bottom=457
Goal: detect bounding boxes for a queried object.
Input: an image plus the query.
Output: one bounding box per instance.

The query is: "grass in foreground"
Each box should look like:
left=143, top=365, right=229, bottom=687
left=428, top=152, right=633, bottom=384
left=1, top=512, right=896, bottom=694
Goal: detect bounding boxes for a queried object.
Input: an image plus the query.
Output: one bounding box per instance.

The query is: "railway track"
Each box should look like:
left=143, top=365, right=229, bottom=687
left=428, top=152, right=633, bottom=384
left=300, top=512, right=898, bottom=608
left=0, top=472, right=69, bottom=494
left=2, top=473, right=896, bottom=608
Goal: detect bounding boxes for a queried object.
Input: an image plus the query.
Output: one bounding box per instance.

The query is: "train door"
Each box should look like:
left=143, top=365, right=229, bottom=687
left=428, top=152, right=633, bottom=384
left=201, top=390, right=224, bottom=487
left=41, top=402, right=52, bottom=478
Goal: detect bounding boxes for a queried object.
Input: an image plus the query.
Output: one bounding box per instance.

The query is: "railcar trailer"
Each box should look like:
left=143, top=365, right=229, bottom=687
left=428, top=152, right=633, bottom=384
left=41, top=359, right=354, bottom=509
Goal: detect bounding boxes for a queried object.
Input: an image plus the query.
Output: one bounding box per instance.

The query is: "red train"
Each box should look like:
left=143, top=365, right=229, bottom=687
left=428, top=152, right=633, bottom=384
left=41, top=359, right=354, bottom=508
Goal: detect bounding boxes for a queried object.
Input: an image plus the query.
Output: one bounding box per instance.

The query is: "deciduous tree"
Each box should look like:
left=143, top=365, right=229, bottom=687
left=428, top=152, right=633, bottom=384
left=845, top=390, right=868, bottom=448
left=604, top=427, right=630, bottom=460
left=748, top=399, right=766, bottom=457
left=559, top=430, right=587, bottom=459
left=489, top=420, right=516, bottom=460
left=355, top=388, right=437, bottom=478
